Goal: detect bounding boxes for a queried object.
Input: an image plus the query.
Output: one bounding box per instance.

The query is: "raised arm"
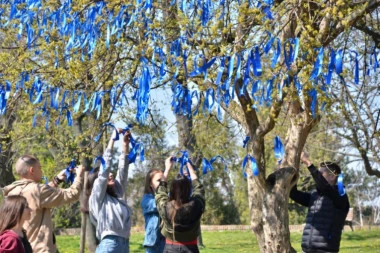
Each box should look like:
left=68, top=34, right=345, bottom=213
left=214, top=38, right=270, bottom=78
left=187, top=162, right=205, bottom=208
left=301, top=152, right=349, bottom=210
left=40, top=165, right=84, bottom=208
left=89, top=131, right=116, bottom=216
left=115, top=131, right=131, bottom=197
left=155, top=156, right=174, bottom=216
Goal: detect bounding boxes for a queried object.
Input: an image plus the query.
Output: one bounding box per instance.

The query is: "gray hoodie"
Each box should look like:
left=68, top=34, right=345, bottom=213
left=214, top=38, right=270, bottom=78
left=89, top=148, right=132, bottom=241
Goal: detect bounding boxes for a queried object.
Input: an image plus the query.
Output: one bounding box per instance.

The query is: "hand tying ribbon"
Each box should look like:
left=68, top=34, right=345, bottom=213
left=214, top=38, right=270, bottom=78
left=94, top=122, right=119, bottom=143
left=171, top=151, right=195, bottom=178
left=65, top=159, right=76, bottom=184
left=122, top=125, right=144, bottom=163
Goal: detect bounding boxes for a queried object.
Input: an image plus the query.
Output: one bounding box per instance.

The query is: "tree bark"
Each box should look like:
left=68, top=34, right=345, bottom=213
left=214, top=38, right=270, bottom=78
left=0, top=95, right=21, bottom=187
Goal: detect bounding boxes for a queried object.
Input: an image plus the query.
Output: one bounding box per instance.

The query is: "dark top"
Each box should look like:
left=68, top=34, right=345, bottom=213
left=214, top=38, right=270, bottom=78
left=290, top=164, right=350, bottom=252
left=155, top=179, right=205, bottom=242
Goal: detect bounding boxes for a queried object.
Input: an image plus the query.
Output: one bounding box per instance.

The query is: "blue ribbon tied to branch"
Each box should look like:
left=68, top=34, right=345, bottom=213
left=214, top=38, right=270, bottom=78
left=242, top=154, right=259, bottom=177
left=242, top=136, right=250, bottom=148
left=171, top=150, right=196, bottom=178
left=202, top=155, right=227, bottom=175
left=94, top=122, right=119, bottom=143
left=274, top=136, right=285, bottom=164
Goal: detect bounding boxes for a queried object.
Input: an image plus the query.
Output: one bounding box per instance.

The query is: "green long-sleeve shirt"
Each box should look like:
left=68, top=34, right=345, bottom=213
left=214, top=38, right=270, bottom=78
left=155, top=179, right=205, bottom=242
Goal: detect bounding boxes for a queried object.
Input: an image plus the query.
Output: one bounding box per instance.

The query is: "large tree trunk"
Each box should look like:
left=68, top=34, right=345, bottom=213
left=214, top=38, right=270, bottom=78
left=246, top=98, right=317, bottom=252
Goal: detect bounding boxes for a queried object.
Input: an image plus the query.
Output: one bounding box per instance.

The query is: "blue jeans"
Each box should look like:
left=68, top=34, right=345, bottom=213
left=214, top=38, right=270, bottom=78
left=145, top=236, right=165, bottom=253
left=96, top=235, right=130, bottom=253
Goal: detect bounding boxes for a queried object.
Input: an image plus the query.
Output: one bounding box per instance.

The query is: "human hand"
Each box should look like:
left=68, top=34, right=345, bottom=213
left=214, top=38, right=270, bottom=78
left=57, top=169, right=67, bottom=181
left=186, top=162, right=197, bottom=180
left=75, top=165, right=85, bottom=177
left=121, top=130, right=131, bottom=154
left=300, top=151, right=312, bottom=167
left=165, top=156, right=175, bottom=171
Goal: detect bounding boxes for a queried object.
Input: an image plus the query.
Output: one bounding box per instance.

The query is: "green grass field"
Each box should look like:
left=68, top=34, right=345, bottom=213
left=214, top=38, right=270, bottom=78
left=56, top=228, right=380, bottom=253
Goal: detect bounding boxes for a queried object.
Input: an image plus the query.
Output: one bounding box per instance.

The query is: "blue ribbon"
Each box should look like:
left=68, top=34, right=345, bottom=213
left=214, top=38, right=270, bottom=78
left=173, top=150, right=194, bottom=178
left=203, top=88, right=215, bottom=115
left=325, top=48, right=335, bottom=85
left=93, top=156, right=106, bottom=173
left=94, top=122, right=119, bottom=143
left=350, top=50, right=359, bottom=84
left=308, top=88, right=318, bottom=118
left=334, top=49, right=344, bottom=75
left=202, top=155, right=227, bottom=175
left=274, top=136, right=285, bottom=164
left=65, top=159, right=76, bottom=184
left=337, top=173, right=345, bottom=196
left=127, top=134, right=145, bottom=164
left=136, top=61, right=151, bottom=124
left=242, top=136, right=250, bottom=148
left=284, top=38, right=299, bottom=69
left=242, top=154, right=259, bottom=177
left=251, top=46, right=262, bottom=77
left=42, top=176, right=49, bottom=185
left=310, top=47, right=324, bottom=81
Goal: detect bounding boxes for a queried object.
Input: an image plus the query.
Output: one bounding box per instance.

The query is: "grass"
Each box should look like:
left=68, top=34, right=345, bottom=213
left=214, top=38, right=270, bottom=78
left=56, top=228, right=380, bottom=253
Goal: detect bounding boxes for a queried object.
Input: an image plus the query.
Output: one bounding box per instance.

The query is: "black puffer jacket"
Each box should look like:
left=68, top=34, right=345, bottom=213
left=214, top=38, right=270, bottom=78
left=290, top=165, right=350, bottom=253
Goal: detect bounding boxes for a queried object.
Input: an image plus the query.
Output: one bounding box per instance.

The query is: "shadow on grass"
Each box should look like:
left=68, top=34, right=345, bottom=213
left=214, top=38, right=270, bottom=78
left=343, top=231, right=380, bottom=241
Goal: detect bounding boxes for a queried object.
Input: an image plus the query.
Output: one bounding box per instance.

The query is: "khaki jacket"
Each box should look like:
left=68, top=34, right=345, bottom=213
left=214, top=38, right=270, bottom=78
left=3, top=175, right=83, bottom=253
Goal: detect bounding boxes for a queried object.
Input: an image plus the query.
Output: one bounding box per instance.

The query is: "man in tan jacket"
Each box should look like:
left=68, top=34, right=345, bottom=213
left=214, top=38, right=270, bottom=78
left=3, top=154, right=84, bottom=253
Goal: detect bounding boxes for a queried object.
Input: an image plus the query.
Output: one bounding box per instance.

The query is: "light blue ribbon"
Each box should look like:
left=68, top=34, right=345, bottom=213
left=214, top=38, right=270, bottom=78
left=350, top=50, right=359, bottom=84
left=337, top=173, right=345, bottom=196
left=274, top=136, right=285, bottom=164
left=310, top=47, right=324, bottom=81
left=94, top=122, right=119, bottom=143
left=242, top=154, right=259, bottom=177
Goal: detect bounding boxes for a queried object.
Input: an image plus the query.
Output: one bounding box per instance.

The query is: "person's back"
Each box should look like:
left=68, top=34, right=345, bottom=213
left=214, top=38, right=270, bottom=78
left=3, top=155, right=84, bottom=253
left=155, top=157, right=205, bottom=253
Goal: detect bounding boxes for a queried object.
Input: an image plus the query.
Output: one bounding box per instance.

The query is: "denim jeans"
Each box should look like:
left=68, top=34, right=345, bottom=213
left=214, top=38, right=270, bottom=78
left=164, top=243, right=199, bottom=253
left=95, top=235, right=130, bottom=253
left=145, top=236, right=165, bottom=253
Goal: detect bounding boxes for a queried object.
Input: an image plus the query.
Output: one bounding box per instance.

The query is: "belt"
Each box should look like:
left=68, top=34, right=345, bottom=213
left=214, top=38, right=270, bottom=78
left=165, top=238, right=197, bottom=245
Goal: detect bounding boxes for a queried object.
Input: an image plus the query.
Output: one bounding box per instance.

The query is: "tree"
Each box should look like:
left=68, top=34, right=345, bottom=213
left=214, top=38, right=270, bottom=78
left=0, top=0, right=379, bottom=252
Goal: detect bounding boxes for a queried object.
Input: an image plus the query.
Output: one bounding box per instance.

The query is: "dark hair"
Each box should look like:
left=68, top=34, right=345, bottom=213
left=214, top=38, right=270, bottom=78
left=81, top=167, right=100, bottom=213
left=0, top=195, right=29, bottom=233
left=320, top=161, right=341, bottom=175
left=144, top=169, right=162, bottom=194
left=168, top=174, right=192, bottom=223
left=81, top=167, right=119, bottom=213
